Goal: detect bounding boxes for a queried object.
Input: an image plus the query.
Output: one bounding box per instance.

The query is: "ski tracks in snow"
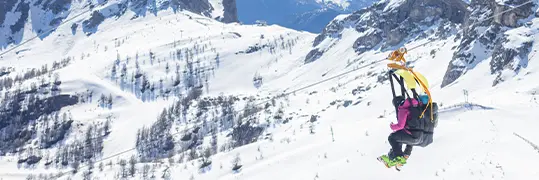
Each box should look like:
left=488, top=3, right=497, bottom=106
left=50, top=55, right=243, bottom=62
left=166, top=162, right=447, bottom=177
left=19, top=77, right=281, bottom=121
left=513, top=132, right=539, bottom=155
left=216, top=140, right=328, bottom=180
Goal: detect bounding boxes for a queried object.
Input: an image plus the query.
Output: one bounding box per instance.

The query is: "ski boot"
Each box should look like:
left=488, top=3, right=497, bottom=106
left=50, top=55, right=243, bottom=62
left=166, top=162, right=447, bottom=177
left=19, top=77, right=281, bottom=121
left=377, top=155, right=407, bottom=171
left=377, top=155, right=393, bottom=168
left=393, top=156, right=407, bottom=171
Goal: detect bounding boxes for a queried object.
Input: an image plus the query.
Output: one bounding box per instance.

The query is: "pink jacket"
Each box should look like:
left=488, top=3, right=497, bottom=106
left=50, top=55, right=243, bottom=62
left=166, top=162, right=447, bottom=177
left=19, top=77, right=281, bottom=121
left=391, top=99, right=419, bottom=133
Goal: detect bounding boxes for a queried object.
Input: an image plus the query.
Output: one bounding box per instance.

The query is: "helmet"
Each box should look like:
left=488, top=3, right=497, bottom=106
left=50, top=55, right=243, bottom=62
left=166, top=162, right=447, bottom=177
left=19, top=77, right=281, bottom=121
left=418, top=95, right=429, bottom=104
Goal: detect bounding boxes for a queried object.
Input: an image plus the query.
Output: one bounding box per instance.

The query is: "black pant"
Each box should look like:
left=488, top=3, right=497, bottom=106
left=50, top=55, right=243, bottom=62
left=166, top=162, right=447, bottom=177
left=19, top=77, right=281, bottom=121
left=388, top=130, right=417, bottom=159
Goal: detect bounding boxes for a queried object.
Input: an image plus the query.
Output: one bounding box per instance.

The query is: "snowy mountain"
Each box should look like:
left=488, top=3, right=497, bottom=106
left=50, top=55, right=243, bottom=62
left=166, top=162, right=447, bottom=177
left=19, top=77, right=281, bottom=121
left=236, top=0, right=377, bottom=33
left=0, top=0, right=539, bottom=179
left=0, top=0, right=238, bottom=49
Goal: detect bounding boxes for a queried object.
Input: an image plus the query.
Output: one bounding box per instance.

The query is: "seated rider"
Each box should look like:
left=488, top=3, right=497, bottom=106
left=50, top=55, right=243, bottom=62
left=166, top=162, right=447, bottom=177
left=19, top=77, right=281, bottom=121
left=387, top=94, right=438, bottom=165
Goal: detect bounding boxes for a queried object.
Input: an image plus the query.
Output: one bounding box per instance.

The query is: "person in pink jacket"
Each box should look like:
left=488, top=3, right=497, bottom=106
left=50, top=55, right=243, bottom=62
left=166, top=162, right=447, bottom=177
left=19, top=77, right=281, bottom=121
left=383, top=94, right=437, bottom=167
left=388, top=97, right=420, bottom=160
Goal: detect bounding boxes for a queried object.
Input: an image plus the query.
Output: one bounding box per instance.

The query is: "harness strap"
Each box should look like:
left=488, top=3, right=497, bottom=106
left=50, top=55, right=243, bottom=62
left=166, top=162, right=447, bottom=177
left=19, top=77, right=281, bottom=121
left=389, top=71, right=397, bottom=98
left=391, top=73, right=413, bottom=105
left=398, top=76, right=406, bottom=97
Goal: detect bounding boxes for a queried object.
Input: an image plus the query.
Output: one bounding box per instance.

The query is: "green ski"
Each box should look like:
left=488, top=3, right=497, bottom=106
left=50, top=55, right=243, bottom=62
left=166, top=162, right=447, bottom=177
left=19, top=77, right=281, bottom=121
left=377, top=155, right=405, bottom=171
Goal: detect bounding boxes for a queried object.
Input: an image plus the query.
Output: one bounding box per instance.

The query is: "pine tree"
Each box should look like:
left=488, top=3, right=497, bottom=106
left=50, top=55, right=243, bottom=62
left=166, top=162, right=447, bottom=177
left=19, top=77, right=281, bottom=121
left=142, top=164, right=150, bottom=179
left=211, top=126, right=218, bottom=154
left=107, top=94, right=113, bottom=108
left=119, top=159, right=127, bottom=178
left=121, top=63, right=127, bottom=78
left=88, top=90, right=94, bottom=102
left=83, top=170, right=92, bottom=180
left=151, top=164, right=157, bottom=178
left=200, top=147, right=212, bottom=168
left=150, top=83, right=156, bottom=100
left=331, top=126, right=335, bottom=142
left=103, top=117, right=111, bottom=136
left=159, top=79, right=164, bottom=96
left=99, top=94, right=106, bottom=107
left=174, top=73, right=181, bottom=87
left=129, top=155, right=137, bottom=177
left=88, top=158, right=95, bottom=171
left=168, top=156, right=175, bottom=165
left=95, top=134, right=104, bottom=154
left=141, top=75, right=150, bottom=93
left=84, top=125, right=95, bottom=159
left=99, top=162, right=104, bottom=171
left=53, top=73, right=61, bottom=85
left=71, top=161, right=80, bottom=174
left=150, top=50, right=154, bottom=65
left=215, top=53, right=220, bottom=68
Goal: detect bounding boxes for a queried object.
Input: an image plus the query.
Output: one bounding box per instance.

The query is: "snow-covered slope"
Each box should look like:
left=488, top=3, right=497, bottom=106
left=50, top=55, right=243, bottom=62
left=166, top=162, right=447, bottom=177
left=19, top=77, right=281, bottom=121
left=314, top=0, right=375, bottom=10
left=0, top=0, right=238, bottom=49
left=1, top=0, right=539, bottom=179
left=0, top=2, right=316, bottom=179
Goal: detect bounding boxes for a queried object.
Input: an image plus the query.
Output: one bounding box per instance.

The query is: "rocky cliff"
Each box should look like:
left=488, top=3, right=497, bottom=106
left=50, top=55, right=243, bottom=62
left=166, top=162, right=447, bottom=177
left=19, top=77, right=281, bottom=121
left=222, top=0, right=239, bottom=23
left=309, top=0, right=538, bottom=87
left=0, top=0, right=71, bottom=48
left=441, top=0, right=537, bottom=87
left=306, top=0, right=469, bottom=64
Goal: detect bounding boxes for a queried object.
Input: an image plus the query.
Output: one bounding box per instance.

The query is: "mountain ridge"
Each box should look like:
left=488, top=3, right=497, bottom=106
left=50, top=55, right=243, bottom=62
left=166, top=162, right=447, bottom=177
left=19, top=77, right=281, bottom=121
left=0, top=0, right=239, bottom=49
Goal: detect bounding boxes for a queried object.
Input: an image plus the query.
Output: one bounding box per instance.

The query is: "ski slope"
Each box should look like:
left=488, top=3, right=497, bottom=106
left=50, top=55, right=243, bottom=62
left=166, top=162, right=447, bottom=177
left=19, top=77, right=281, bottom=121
left=162, top=102, right=539, bottom=180
left=153, top=24, right=539, bottom=179
left=0, top=1, right=539, bottom=180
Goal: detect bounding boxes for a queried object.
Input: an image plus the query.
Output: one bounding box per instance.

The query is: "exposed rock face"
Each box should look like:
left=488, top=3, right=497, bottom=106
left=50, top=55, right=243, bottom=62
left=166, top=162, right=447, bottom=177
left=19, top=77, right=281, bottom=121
left=0, top=1, right=17, bottom=26
left=352, top=29, right=383, bottom=54
left=304, top=48, right=324, bottom=63
left=441, top=0, right=536, bottom=87
left=82, top=11, right=106, bottom=35
left=222, top=0, right=239, bottom=23
left=490, top=31, right=533, bottom=86
left=176, top=0, right=212, bottom=16
left=306, top=0, right=469, bottom=64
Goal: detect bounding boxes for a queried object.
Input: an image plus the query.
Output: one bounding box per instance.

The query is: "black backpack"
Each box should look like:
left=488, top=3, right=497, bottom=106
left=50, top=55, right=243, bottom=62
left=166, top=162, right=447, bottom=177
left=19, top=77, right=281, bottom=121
left=405, top=101, right=438, bottom=147
left=406, top=102, right=438, bottom=132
